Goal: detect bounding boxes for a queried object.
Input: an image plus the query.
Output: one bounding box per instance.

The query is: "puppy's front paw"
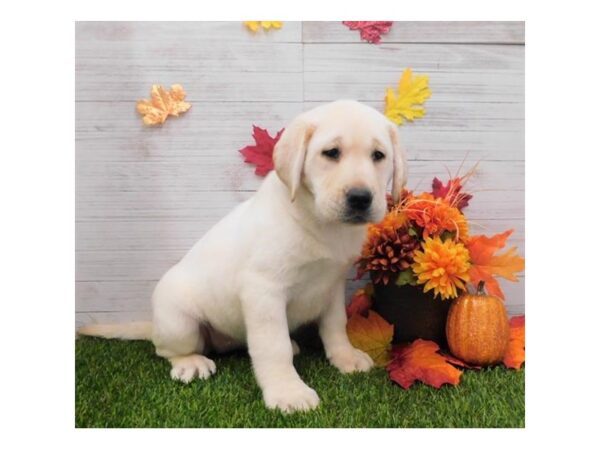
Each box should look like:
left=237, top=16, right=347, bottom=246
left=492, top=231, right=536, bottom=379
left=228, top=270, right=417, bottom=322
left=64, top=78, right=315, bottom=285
left=263, top=380, right=320, bottom=413
left=169, top=354, right=217, bottom=383
left=329, top=347, right=374, bottom=374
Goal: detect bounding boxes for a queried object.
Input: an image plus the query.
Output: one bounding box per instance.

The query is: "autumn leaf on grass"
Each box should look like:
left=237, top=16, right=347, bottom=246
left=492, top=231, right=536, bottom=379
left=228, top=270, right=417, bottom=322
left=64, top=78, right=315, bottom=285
left=503, top=315, right=525, bottom=370
left=342, top=21, right=393, bottom=44
left=346, top=285, right=373, bottom=317
left=387, top=339, right=463, bottom=389
left=244, top=21, right=283, bottom=32
left=136, top=84, right=191, bottom=126
left=384, top=68, right=432, bottom=125
left=239, top=126, right=284, bottom=176
left=347, top=310, right=393, bottom=366
left=466, top=230, right=525, bottom=300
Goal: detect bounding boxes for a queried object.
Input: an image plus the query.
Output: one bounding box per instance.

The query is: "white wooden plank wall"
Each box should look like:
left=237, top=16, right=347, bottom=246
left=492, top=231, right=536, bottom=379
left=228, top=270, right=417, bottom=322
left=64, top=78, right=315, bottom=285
left=75, top=21, right=525, bottom=327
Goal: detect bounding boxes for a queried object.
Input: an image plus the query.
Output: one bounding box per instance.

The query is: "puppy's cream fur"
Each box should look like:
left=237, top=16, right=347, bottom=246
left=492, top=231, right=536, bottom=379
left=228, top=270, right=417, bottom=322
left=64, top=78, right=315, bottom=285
left=79, top=100, right=407, bottom=413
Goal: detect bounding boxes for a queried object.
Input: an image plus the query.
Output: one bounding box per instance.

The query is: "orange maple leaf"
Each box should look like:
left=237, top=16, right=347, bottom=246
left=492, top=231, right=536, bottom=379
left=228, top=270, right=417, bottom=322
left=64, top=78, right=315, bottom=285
left=347, top=310, right=393, bottom=366
left=387, top=339, right=463, bottom=389
left=466, top=229, right=525, bottom=299
left=136, top=84, right=191, bottom=126
left=503, top=315, right=525, bottom=369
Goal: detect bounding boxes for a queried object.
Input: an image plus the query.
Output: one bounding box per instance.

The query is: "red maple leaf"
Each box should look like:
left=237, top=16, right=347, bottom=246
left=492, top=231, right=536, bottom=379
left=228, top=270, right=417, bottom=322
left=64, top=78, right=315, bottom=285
left=346, top=285, right=373, bottom=317
left=239, top=126, right=284, bottom=176
left=387, top=339, right=463, bottom=389
left=342, top=21, right=393, bottom=44
left=431, top=177, right=473, bottom=210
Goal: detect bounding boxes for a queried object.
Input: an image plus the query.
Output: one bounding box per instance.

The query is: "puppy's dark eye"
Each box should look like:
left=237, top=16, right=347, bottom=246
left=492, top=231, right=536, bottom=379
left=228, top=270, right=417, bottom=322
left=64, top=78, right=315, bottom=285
left=322, top=148, right=341, bottom=161
left=372, top=150, right=386, bottom=162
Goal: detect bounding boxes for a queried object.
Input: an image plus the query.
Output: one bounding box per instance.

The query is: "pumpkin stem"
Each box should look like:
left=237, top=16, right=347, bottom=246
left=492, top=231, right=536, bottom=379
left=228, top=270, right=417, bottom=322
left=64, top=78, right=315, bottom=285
left=477, top=280, right=486, bottom=295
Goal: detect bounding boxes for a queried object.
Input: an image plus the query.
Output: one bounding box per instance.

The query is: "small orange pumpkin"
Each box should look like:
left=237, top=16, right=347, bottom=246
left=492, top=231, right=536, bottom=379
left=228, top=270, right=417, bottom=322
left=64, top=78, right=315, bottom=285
left=446, top=281, right=510, bottom=366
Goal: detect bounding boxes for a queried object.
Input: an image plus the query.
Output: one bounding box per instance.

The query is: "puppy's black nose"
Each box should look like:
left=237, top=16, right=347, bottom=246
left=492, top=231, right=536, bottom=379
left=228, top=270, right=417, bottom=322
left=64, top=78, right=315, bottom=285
left=346, top=188, right=373, bottom=211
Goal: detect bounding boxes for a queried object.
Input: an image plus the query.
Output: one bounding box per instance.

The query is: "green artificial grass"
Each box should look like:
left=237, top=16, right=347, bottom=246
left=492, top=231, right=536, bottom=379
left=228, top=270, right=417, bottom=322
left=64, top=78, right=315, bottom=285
left=76, top=337, right=524, bottom=428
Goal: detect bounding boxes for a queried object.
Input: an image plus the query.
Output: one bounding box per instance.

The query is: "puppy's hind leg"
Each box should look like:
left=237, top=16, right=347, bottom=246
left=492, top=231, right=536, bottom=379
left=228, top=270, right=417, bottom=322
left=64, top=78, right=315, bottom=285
left=152, top=301, right=216, bottom=384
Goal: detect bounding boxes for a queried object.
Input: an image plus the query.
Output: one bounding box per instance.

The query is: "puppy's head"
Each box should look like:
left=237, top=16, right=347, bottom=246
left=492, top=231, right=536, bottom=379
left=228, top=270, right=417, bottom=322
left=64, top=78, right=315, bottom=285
left=273, top=100, right=407, bottom=224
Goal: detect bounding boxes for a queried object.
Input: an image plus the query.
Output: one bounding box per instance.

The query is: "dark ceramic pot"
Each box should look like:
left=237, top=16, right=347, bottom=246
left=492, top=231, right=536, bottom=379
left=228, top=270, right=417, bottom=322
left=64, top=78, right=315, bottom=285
left=371, top=280, right=451, bottom=346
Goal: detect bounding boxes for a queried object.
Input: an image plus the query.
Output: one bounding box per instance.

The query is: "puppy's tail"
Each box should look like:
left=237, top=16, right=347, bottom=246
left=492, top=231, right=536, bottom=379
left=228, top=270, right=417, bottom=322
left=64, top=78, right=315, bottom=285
left=77, top=321, right=153, bottom=341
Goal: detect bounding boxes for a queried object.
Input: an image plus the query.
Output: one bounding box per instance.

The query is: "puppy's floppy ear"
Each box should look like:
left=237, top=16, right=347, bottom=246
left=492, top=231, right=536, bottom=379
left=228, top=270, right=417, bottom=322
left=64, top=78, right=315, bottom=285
left=388, top=124, right=407, bottom=203
left=273, top=117, right=315, bottom=201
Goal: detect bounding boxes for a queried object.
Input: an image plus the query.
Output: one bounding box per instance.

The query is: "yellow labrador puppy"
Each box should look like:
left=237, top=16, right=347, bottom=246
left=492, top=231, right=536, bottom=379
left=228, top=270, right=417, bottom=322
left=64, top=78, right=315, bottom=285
left=79, top=100, right=407, bottom=413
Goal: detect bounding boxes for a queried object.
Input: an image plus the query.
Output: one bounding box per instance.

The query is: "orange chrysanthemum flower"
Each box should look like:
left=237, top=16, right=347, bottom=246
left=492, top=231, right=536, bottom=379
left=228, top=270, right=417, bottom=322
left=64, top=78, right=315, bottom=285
left=403, top=192, right=469, bottom=242
left=356, top=209, right=419, bottom=284
left=412, top=236, right=471, bottom=300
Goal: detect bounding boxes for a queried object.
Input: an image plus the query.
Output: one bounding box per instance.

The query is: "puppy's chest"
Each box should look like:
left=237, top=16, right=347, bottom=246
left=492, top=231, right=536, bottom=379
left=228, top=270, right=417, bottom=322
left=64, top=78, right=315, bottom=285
left=285, top=258, right=348, bottom=329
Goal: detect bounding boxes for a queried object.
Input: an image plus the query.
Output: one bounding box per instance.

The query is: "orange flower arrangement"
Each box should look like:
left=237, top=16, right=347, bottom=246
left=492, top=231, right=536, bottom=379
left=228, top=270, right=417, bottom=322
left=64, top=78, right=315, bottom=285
left=356, top=173, right=525, bottom=300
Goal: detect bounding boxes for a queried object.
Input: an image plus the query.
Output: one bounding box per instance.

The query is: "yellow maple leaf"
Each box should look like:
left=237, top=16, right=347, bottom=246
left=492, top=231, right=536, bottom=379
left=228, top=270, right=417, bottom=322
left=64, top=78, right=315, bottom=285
left=136, top=84, right=191, bottom=126
left=244, top=21, right=283, bottom=32
left=384, top=68, right=432, bottom=125
left=347, top=310, right=394, bottom=367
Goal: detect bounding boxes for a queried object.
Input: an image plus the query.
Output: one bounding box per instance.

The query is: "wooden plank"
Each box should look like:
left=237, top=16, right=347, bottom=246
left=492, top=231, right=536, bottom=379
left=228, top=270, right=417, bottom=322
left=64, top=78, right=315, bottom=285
left=401, top=128, right=523, bottom=162
left=305, top=100, right=523, bottom=132
left=75, top=100, right=523, bottom=135
left=75, top=101, right=523, bottom=169
left=76, top=21, right=302, bottom=44
left=77, top=304, right=525, bottom=329
left=303, top=21, right=525, bottom=44
left=76, top=159, right=524, bottom=195
left=76, top=42, right=302, bottom=74
left=76, top=190, right=254, bottom=221
left=77, top=129, right=524, bottom=164
left=75, top=278, right=525, bottom=326
left=77, top=276, right=525, bottom=312
left=75, top=229, right=524, bottom=281
left=76, top=71, right=303, bottom=103
left=76, top=220, right=206, bottom=252
left=304, top=70, right=524, bottom=103
left=77, top=109, right=524, bottom=163
left=76, top=190, right=523, bottom=222
left=76, top=218, right=524, bottom=252
left=76, top=311, right=152, bottom=328
left=76, top=249, right=182, bottom=281
left=304, top=43, right=524, bottom=74
left=76, top=280, right=155, bottom=312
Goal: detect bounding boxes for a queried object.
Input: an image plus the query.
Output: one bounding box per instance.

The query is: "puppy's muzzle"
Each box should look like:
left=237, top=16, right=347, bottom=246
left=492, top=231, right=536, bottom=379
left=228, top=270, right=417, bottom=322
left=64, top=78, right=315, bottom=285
left=343, top=188, right=373, bottom=223
left=346, top=188, right=373, bottom=211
